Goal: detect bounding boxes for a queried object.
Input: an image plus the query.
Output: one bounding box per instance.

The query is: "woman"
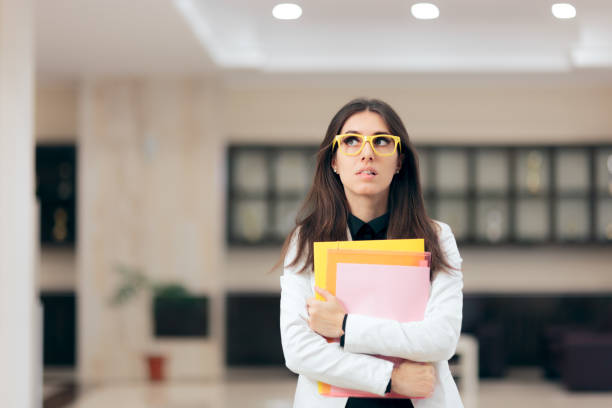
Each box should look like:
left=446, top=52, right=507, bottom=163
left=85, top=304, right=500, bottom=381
left=279, top=98, right=464, bottom=408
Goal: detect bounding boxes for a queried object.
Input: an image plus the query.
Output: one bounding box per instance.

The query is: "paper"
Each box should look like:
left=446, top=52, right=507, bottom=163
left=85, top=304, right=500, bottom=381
left=314, top=239, right=425, bottom=301
left=313, top=239, right=431, bottom=399
left=325, top=249, right=430, bottom=297
left=336, top=263, right=430, bottom=321
left=324, top=262, right=430, bottom=398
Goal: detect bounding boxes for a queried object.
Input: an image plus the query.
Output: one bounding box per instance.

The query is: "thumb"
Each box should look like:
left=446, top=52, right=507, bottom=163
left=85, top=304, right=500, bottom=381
left=315, top=286, right=333, bottom=300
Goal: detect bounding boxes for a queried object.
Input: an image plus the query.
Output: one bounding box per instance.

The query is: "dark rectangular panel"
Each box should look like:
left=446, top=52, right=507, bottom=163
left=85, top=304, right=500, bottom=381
left=36, top=145, right=77, bottom=247
left=462, top=293, right=612, bottom=369
left=40, top=292, right=76, bottom=367
left=153, top=296, right=209, bottom=338
left=226, top=293, right=284, bottom=366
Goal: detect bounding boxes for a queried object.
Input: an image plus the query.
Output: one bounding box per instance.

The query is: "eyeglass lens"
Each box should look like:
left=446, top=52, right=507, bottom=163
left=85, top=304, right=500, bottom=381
left=339, top=135, right=396, bottom=155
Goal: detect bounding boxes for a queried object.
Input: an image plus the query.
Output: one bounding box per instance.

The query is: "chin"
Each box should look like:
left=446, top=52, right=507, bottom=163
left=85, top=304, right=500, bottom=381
left=348, top=185, right=389, bottom=198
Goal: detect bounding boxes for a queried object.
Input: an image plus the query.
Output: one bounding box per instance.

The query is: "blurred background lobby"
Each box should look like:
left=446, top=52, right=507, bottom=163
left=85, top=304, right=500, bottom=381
left=1, top=0, right=612, bottom=407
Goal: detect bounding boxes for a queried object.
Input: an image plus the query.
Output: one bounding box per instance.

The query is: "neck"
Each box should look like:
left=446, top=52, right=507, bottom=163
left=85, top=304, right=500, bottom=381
left=345, top=191, right=389, bottom=223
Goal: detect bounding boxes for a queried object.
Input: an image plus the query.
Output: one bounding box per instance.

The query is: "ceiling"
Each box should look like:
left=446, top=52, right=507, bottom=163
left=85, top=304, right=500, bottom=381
left=36, top=0, right=216, bottom=78
left=36, top=0, right=612, bottom=82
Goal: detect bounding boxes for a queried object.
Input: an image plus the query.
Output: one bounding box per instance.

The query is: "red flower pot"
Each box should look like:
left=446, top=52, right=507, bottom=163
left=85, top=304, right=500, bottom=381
left=146, top=354, right=165, bottom=382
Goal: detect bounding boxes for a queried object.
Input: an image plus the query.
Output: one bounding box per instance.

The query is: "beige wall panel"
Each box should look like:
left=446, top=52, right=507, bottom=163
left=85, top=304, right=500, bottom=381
left=221, top=82, right=612, bottom=293
left=38, top=249, right=76, bottom=291
left=223, top=85, right=612, bottom=144
left=78, top=79, right=223, bottom=383
left=0, top=0, right=36, bottom=405
left=226, top=246, right=612, bottom=293
left=36, top=82, right=78, bottom=142
left=34, top=77, right=612, bottom=382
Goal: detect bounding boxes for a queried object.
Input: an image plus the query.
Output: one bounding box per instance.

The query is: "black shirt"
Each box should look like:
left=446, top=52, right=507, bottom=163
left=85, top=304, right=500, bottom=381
left=345, top=213, right=414, bottom=408
left=348, top=212, right=390, bottom=241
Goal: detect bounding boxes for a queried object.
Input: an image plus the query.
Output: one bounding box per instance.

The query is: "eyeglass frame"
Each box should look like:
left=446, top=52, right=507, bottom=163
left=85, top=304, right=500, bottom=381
left=332, top=133, right=402, bottom=157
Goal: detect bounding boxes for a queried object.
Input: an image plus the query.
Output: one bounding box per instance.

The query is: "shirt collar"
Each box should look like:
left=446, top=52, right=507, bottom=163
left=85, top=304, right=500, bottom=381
left=348, top=212, right=390, bottom=239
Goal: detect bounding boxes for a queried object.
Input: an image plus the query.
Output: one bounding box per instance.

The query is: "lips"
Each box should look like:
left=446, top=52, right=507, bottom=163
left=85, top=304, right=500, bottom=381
left=356, top=168, right=377, bottom=176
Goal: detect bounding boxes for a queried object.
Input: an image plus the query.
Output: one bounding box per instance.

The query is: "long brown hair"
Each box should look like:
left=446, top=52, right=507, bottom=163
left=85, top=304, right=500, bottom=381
left=278, top=98, right=452, bottom=277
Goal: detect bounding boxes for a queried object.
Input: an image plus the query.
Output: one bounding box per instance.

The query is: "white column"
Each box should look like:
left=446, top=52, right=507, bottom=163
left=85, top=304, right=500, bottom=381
left=0, top=0, right=37, bottom=407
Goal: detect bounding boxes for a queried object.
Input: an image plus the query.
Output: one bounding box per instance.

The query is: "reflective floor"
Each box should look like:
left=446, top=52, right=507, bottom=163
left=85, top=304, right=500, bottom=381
left=45, top=368, right=612, bottom=408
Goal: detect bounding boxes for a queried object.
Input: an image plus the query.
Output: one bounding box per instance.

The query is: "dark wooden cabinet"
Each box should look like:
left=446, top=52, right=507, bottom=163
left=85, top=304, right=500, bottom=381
left=228, top=144, right=612, bottom=246
left=36, top=145, right=77, bottom=247
left=40, top=292, right=76, bottom=367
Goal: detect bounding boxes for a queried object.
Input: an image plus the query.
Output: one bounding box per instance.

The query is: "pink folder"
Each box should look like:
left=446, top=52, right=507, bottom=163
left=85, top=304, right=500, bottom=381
left=325, top=262, right=431, bottom=399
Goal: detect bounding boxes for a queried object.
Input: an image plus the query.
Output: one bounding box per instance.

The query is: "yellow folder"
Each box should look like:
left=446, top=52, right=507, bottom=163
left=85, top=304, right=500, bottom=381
left=313, top=238, right=425, bottom=396
left=325, top=249, right=428, bottom=296
left=314, top=239, right=424, bottom=301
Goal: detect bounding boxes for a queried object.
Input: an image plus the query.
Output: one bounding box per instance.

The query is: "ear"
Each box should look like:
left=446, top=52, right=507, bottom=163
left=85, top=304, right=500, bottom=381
left=396, top=153, right=404, bottom=173
left=331, top=156, right=337, bottom=172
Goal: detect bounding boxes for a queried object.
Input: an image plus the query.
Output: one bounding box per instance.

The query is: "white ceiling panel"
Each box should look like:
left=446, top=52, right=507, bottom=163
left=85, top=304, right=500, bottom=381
left=36, top=0, right=612, bottom=78
left=36, top=0, right=216, bottom=78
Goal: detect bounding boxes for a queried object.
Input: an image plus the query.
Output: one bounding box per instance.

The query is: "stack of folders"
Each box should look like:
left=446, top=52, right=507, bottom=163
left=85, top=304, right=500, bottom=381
left=314, top=239, right=431, bottom=399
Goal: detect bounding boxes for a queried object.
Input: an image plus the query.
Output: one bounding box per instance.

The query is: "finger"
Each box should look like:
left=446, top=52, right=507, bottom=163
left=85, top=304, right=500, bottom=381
left=315, top=286, right=333, bottom=299
left=307, top=300, right=320, bottom=315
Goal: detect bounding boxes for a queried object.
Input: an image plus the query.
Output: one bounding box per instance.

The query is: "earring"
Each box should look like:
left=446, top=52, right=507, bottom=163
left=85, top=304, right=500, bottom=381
left=333, top=168, right=338, bottom=173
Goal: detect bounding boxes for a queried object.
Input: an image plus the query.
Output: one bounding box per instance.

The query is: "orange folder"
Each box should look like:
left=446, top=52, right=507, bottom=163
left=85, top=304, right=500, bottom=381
left=325, top=249, right=429, bottom=296
left=313, top=239, right=427, bottom=397
left=325, top=260, right=431, bottom=398
left=314, top=239, right=424, bottom=301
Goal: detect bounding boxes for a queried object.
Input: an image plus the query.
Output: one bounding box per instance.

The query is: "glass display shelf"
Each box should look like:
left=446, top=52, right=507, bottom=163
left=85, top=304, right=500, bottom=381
left=436, top=198, right=469, bottom=241
left=516, top=198, right=549, bottom=241
left=475, top=149, right=509, bottom=193
left=596, top=198, right=612, bottom=242
left=475, top=198, right=509, bottom=243
left=273, top=198, right=302, bottom=240
left=274, top=151, right=313, bottom=194
left=230, top=199, right=268, bottom=243
left=232, top=151, right=268, bottom=194
left=434, top=149, right=468, bottom=194
left=556, top=198, right=589, bottom=242
left=596, top=148, right=612, bottom=196
left=555, top=148, right=589, bottom=194
left=516, top=149, right=549, bottom=196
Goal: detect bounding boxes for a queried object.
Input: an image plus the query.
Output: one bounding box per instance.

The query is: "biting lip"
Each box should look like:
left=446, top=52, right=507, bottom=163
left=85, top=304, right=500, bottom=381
left=356, top=167, right=377, bottom=176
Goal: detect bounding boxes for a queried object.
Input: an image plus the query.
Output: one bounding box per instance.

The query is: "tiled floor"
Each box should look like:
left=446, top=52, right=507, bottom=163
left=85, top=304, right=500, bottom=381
left=47, top=368, right=612, bottom=408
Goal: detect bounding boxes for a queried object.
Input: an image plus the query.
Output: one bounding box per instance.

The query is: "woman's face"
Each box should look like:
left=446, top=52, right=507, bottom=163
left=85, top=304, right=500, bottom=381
left=331, top=110, right=402, bottom=205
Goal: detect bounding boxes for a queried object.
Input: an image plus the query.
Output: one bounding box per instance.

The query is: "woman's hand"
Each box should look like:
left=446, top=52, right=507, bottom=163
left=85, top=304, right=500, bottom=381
left=306, top=287, right=347, bottom=338
left=391, top=360, right=435, bottom=398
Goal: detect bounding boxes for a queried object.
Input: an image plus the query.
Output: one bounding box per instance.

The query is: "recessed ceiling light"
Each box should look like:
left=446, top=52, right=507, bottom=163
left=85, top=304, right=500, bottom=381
left=411, top=3, right=440, bottom=20
left=552, top=3, right=576, bottom=19
left=272, top=3, right=302, bottom=20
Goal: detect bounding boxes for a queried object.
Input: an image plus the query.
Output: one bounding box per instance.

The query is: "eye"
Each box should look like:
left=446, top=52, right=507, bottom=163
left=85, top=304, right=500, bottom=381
left=343, top=135, right=362, bottom=146
left=373, top=136, right=392, bottom=146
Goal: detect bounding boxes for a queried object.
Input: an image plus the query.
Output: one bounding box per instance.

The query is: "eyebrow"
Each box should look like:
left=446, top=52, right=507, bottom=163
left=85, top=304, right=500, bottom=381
left=343, top=130, right=391, bottom=135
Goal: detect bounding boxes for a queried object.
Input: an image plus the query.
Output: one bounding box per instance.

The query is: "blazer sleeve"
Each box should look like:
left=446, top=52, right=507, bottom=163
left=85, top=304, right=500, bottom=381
left=343, top=221, right=464, bottom=363
left=280, top=231, right=394, bottom=396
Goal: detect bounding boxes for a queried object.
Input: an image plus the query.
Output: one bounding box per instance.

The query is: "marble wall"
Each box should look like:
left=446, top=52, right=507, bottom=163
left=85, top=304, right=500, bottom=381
left=1, top=0, right=36, bottom=405
left=36, top=81, right=78, bottom=142
left=35, top=78, right=612, bottom=384
left=77, top=79, right=224, bottom=383
left=221, top=81, right=612, bottom=144
left=221, top=83, right=612, bottom=293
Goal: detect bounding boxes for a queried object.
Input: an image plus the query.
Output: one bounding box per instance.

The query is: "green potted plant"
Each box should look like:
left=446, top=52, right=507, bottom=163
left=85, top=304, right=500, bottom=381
left=109, top=265, right=195, bottom=382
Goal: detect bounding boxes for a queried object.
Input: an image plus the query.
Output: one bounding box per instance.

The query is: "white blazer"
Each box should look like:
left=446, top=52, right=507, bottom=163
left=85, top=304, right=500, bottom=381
left=280, top=220, right=464, bottom=408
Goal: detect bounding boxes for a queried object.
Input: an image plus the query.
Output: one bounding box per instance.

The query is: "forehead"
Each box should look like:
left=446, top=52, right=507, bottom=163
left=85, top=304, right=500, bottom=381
left=341, top=110, right=390, bottom=133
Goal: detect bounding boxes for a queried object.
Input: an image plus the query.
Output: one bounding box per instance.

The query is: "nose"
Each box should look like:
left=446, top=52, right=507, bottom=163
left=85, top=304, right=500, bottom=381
left=360, top=138, right=374, bottom=161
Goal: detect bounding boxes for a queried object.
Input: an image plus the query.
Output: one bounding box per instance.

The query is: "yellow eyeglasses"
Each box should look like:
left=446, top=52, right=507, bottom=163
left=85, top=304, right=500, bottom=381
left=333, top=134, right=401, bottom=157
